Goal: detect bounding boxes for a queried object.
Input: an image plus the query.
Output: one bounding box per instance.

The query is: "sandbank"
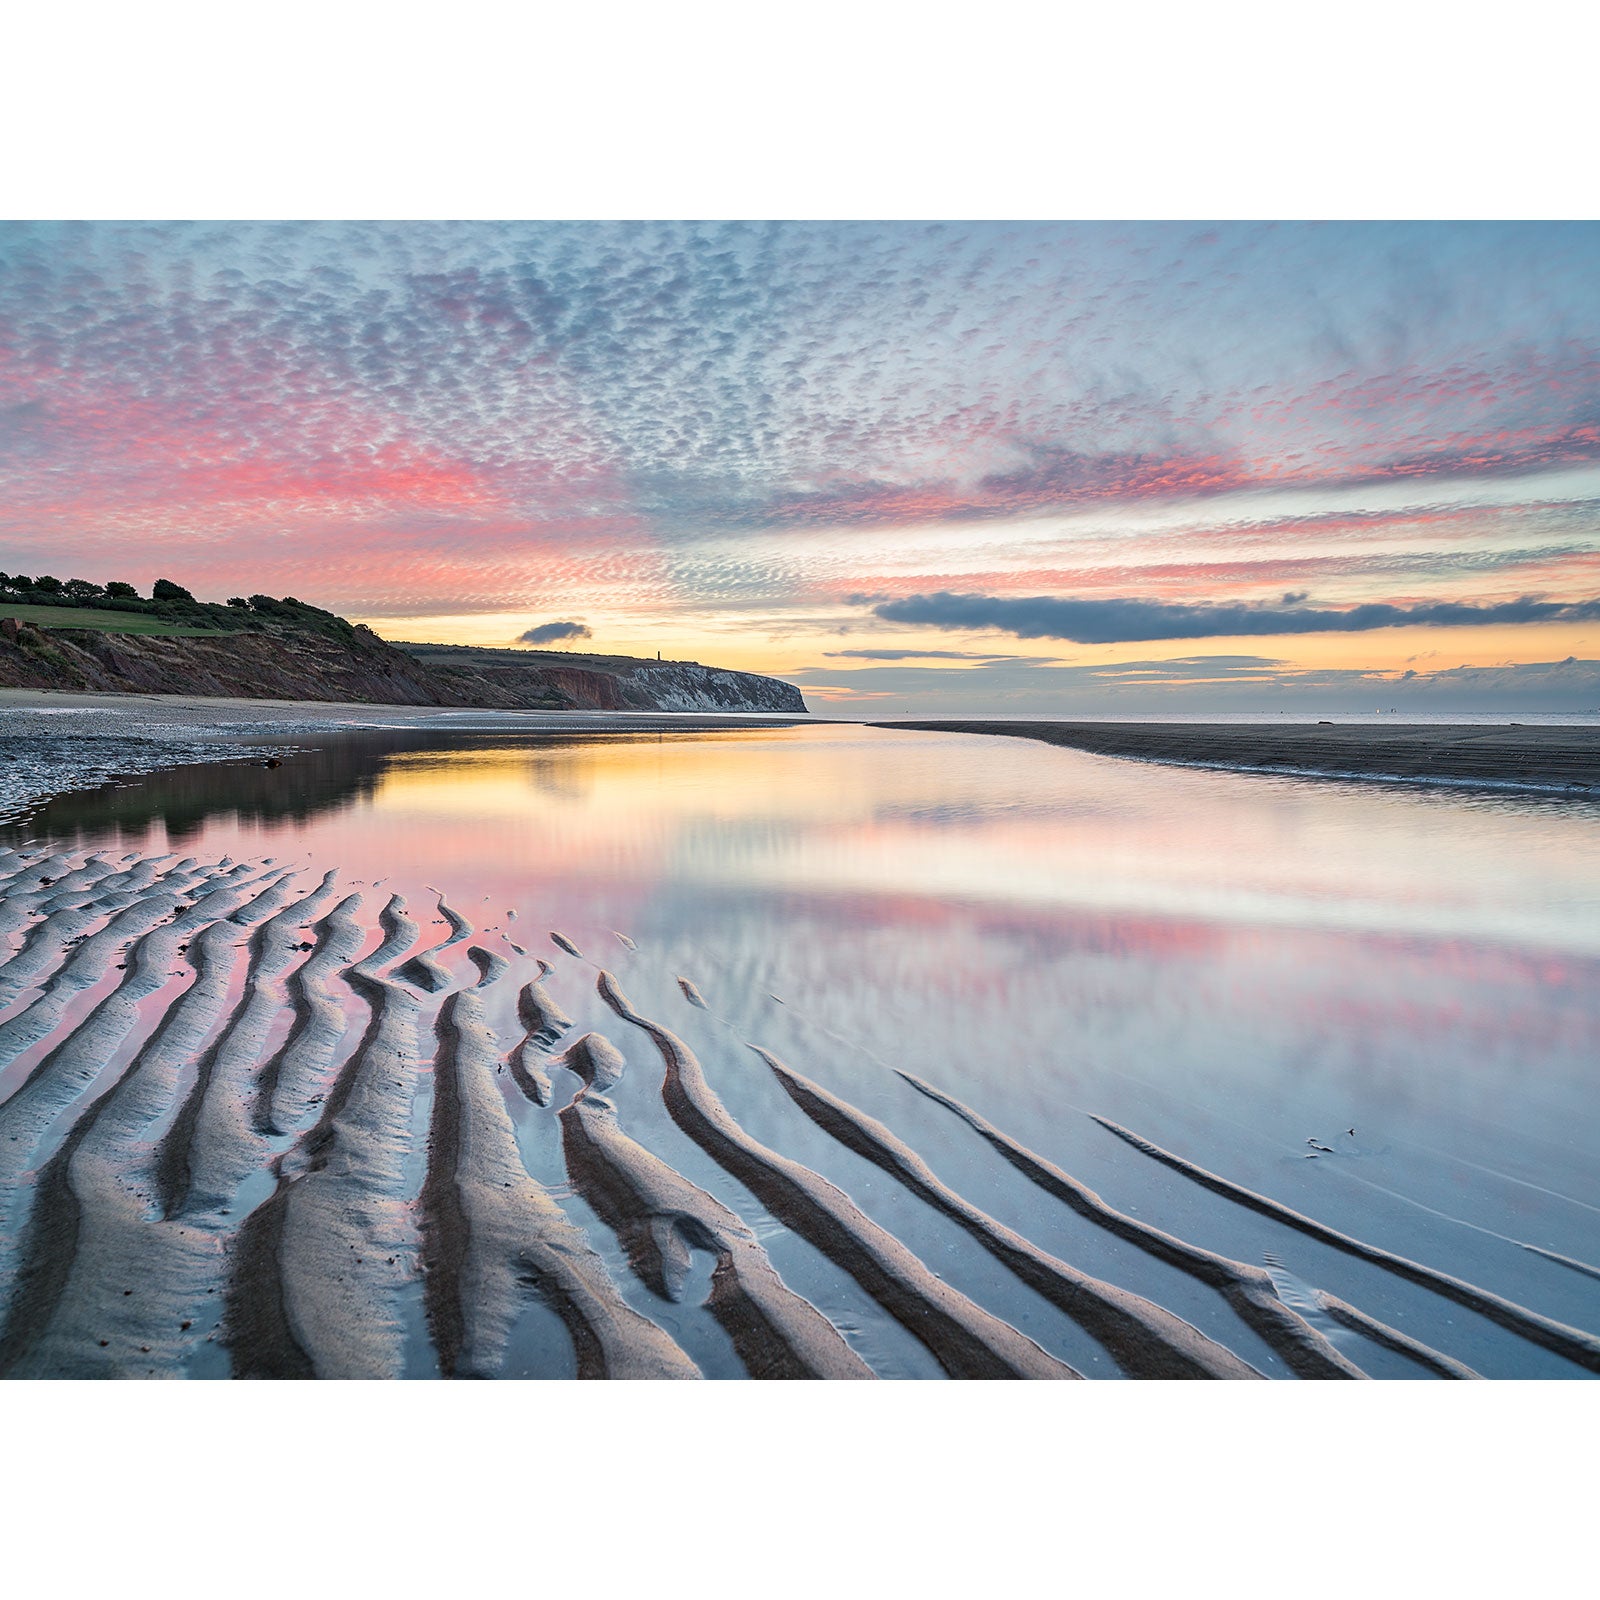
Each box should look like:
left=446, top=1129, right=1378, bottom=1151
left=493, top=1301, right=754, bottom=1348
left=879, top=719, right=1600, bottom=794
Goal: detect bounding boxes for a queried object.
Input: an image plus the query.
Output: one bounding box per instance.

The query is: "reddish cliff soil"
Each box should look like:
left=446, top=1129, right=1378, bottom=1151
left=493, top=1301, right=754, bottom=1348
left=0, top=619, right=804, bottom=713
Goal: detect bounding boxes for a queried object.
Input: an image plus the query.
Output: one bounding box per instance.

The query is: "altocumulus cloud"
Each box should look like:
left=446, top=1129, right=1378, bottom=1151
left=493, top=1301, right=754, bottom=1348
left=518, top=621, right=592, bottom=645
left=868, top=591, right=1600, bottom=644
left=5, top=222, right=1599, bottom=624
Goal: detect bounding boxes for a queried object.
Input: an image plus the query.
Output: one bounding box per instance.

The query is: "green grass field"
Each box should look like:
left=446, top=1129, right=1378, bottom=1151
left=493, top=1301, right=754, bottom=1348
left=0, top=601, right=227, bottom=637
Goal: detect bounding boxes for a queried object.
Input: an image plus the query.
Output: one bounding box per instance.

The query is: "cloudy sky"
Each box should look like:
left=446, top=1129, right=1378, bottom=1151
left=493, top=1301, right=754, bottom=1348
left=3, top=220, right=1598, bottom=714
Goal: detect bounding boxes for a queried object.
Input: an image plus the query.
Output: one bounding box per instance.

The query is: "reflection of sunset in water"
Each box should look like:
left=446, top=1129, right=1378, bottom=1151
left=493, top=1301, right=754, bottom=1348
left=338, top=728, right=1600, bottom=956
left=375, top=729, right=919, bottom=822
left=152, top=723, right=1598, bottom=1199
left=12, top=721, right=1600, bottom=1380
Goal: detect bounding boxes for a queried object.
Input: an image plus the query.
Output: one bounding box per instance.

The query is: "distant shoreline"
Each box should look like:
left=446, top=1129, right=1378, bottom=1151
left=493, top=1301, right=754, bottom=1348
left=0, top=688, right=812, bottom=831
left=0, top=686, right=812, bottom=729
left=877, top=719, right=1600, bottom=795
left=9, top=690, right=1600, bottom=831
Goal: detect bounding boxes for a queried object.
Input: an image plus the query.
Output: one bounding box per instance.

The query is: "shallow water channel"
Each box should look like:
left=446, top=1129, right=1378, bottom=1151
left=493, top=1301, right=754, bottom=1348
left=4, top=723, right=1597, bottom=1379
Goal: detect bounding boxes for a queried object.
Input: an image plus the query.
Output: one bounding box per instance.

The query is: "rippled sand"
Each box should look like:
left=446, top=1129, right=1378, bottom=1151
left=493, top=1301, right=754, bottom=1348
left=3, top=835, right=1596, bottom=1379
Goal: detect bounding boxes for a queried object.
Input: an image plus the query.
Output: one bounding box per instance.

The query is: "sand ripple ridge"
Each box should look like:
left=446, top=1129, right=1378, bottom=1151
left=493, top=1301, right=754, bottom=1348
left=4, top=843, right=1592, bottom=1381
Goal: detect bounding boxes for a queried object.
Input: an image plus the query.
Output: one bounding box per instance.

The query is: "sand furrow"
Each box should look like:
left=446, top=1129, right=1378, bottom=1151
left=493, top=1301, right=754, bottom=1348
left=3, top=851, right=112, bottom=905
left=1311, top=1290, right=1482, bottom=1378
left=466, top=945, right=509, bottom=986
left=1520, top=1244, right=1600, bottom=1283
left=430, top=890, right=474, bottom=948
left=1307, top=1160, right=1600, bottom=1288
left=597, top=971, right=1078, bottom=1380
left=421, top=972, right=699, bottom=1379
left=395, top=950, right=452, bottom=992
left=252, top=891, right=367, bottom=1134
left=0, top=1087, right=205, bottom=1377
left=560, top=1080, right=874, bottom=1378
left=81, top=856, right=176, bottom=903
left=0, top=870, right=213, bottom=1063
left=759, top=1051, right=1262, bottom=1379
left=392, top=891, right=475, bottom=992
left=0, top=854, right=156, bottom=944
left=0, top=850, right=80, bottom=905
left=898, top=1073, right=1366, bottom=1379
left=0, top=891, right=278, bottom=1376
left=554, top=1031, right=627, bottom=1094
left=226, top=896, right=428, bottom=1379
left=0, top=866, right=288, bottom=1197
left=154, top=870, right=340, bottom=1217
left=1260, top=1252, right=1481, bottom=1380
left=0, top=899, right=124, bottom=1008
left=505, top=977, right=573, bottom=1106
left=1090, top=1115, right=1600, bottom=1373
left=0, top=854, right=120, bottom=959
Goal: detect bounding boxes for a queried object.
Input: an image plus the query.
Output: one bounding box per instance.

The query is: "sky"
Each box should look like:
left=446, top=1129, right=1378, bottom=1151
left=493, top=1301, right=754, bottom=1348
left=3, top=219, right=1599, bottom=716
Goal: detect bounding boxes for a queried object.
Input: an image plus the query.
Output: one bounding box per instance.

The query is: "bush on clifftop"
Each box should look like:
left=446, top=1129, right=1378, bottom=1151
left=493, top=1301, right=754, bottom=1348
left=0, top=568, right=364, bottom=646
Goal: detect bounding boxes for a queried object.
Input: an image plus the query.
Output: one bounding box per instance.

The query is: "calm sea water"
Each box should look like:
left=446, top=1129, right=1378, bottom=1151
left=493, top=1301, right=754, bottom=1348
left=14, top=724, right=1600, bottom=1377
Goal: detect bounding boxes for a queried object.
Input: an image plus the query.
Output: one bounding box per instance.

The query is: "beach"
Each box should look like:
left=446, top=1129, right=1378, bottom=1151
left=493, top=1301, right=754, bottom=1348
left=0, top=688, right=811, bottom=828
left=0, top=685, right=815, bottom=734
left=1, top=698, right=1597, bottom=1380
left=10, top=690, right=1599, bottom=808
left=879, top=719, right=1600, bottom=794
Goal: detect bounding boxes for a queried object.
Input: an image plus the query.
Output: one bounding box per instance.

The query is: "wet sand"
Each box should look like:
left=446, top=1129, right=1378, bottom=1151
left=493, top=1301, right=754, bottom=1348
left=879, top=720, right=1600, bottom=793
left=3, top=698, right=1598, bottom=1378
left=0, top=687, right=813, bottom=829
left=3, top=836, right=1595, bottom=1378
left=0, top=684, right=813, bottom=734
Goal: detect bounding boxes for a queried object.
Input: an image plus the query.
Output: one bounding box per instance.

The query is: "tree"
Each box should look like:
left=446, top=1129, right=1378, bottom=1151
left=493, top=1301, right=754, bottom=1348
left=8, top=575, right=32, bottom=590
left=227, top=596, right=248, bottom=608
left=33, top=575, right=63, bottom=594
left=64, top=578, right=104, bottom=600
left=152, top=578, right=193, bottom=601
left=105, top=581, right=139, bottom=599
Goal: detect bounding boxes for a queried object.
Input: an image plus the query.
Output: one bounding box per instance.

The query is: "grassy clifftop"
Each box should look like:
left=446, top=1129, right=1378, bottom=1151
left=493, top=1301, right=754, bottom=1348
left=0, top=601, right=229, bottom=636
left=0, top=573, right=361, bottom=642
left=0, top=574, right=807, bottom=714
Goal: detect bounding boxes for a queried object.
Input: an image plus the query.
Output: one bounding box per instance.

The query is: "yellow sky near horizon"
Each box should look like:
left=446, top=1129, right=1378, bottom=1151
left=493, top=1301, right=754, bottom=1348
left=359, top=610, right=1597, bottom=685
left=353, top=462, right=1600, bottom=692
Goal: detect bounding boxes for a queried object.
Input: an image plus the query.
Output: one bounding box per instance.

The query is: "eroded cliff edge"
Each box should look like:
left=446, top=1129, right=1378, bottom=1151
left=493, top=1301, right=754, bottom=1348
left=0, top=620, right=807, bottom=715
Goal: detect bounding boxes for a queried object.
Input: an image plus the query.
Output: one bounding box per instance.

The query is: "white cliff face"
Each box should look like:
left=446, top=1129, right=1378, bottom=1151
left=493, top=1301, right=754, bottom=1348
left=621, top=664, right=808, bottom=713
left=387, top=640, right=810, bottom=714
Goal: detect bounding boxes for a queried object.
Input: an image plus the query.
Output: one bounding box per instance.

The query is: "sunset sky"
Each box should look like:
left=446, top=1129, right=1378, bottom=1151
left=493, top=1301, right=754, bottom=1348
left=3, top=220, right=1598, bottom=714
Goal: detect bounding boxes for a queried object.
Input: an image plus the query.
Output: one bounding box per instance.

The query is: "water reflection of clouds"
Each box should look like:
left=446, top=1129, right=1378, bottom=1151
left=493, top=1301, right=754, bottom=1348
left=335, top=729, right=1600, bottom=958
left=38, top=724, right=1594, bottom=1254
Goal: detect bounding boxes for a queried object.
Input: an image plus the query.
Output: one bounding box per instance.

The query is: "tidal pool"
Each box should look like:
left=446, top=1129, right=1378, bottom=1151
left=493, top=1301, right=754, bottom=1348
left=3, top=723, right=1597, bottom=1379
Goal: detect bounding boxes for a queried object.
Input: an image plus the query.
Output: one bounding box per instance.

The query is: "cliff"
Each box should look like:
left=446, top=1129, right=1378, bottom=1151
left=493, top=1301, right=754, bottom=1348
left=0, top=617, right=808, bottom=715
left=396, top=642, right=809, bottom=713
